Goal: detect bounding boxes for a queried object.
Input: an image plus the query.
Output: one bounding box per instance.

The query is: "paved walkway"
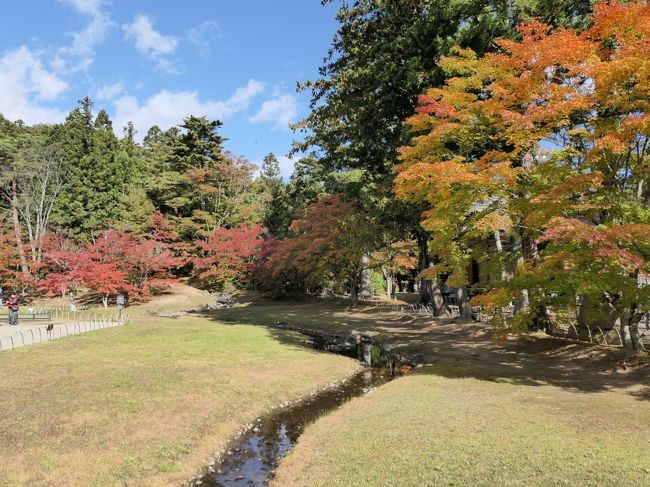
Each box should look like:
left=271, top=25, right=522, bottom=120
left=0, top=319, right=127, bottom=351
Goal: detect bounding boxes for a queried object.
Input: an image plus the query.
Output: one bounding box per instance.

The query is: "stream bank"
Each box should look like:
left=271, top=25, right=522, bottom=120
left=189, top=321, right=417, bottom=487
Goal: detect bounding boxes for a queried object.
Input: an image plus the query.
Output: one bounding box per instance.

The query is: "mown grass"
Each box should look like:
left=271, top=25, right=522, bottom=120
left=0, top=314, right=358, bottom=486
left=274, top=364, right=650, bottom=487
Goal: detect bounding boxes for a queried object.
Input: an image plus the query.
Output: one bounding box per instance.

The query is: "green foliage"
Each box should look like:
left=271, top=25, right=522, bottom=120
left=297, top=0, right=594, bottom=302
left=258, top=153, right=292, bottom=238
left=51, top=99, right=140, bottom=237
left=369, top=269, right=385, bottom=295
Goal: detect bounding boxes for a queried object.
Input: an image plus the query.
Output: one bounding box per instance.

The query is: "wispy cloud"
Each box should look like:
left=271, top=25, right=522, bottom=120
left=187, top=21, right=221, bottom=59
left=96, top=81, right=124, bottom=100
left=123, top=14, right=179, bottom=73
left=249, top=93, right=299, bottom=130
left=53, top=0, right=112, bottom=72
left=0, top=46, right=68, bottom=124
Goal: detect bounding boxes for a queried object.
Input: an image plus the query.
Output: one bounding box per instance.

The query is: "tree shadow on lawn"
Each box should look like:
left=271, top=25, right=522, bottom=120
left=196, top=299, right=650, bottom=402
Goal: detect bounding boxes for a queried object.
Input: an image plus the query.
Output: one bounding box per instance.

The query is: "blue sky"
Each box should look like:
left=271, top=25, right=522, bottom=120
left=0, top=0, right=341, bottom=177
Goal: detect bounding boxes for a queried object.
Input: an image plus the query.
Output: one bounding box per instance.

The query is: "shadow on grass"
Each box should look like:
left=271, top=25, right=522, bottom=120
left=195, top=297, right=650, bottom=402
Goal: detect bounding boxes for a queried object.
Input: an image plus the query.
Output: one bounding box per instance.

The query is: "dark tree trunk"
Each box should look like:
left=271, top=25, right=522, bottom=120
left=417, top=230, right=433, bottom=305
left=417, top=230, right=445, bottom=315
left=350, top=272, right=360, bottom=308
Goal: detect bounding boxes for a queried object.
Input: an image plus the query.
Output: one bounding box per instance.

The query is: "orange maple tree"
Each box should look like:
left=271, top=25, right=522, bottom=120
left=395, top=1, right=650, bottom=349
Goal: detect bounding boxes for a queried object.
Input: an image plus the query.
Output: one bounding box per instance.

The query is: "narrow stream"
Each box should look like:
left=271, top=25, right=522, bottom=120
left=194, top=331, right=404, bottom=486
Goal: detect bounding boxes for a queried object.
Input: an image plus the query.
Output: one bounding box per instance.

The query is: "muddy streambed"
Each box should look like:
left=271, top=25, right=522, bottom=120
left=193, top=327, right=409, bottom=486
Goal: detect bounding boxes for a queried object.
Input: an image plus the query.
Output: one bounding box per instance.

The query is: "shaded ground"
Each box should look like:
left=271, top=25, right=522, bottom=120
left=203, top=294, right=650, bottom=402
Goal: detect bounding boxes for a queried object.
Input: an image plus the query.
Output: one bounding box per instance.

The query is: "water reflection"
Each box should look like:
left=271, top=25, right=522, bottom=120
left=199, top=368, right=394, bottom=487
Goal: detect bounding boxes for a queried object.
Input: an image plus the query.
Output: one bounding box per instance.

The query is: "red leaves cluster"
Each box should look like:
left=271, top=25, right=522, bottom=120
left=41, top=225, right=179, bottom=300
left=538, top=217, right=648, bottom=274
left=259, top=195, right=380, bottom=293
left=192, top=223, right=266, bottom=288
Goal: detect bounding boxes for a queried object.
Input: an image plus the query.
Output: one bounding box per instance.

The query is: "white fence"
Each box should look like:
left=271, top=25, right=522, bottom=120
left=0, top=314, right=129, bottom=352
left=357, top=298, right=462, bottom=318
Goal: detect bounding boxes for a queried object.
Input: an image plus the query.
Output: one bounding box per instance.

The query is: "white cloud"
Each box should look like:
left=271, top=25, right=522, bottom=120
left=277, top=155, right=297, bottom=179
left=187, top=21, right=221, bottom=58
left=249, top=93, right=299, bottom=130
left=60, top=0, right=106, bottom=17
left=0, top=46, right=68, bottom=124
left=112, top=79, right=265, bottom=139
left=123, top=14, right=179, bottom=72
left=96, top=81, right=124, bottom=100
left=54, top=0, right=112, bottom=72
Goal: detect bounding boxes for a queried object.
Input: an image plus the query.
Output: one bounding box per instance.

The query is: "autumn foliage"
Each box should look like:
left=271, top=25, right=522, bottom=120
left=259, top=194, right=384, bottom=303
left=41, top=226, right=179, bottom=305
left=192, top=223, right=266, bottom=289
left=395, top=1, right=650, bottom=347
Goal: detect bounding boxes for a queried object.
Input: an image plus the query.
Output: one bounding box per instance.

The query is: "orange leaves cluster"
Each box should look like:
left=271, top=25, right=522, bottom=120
left=395, top=1, right=650, bottom=309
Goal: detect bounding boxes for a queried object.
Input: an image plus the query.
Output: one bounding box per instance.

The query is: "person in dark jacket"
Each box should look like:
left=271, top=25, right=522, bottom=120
left=7, top=294, right=19, bottom=326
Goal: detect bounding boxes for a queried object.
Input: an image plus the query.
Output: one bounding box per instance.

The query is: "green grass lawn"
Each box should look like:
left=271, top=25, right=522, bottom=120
left=273, top=364, right=650, bottom=487
left=0, top=314, right=358, bottom=486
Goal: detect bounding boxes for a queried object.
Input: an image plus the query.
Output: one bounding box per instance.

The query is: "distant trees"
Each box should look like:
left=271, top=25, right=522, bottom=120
left=298, top=0, right=595, bottom=305
left=52, top=98, right=134, bottom=236
left=0, top=100, right=271, bottom=300
left=16, top=131, right=65, bottom=267
left=42, top=228, right=178, bottom=306
left=260, top=195, right=382, bottom=306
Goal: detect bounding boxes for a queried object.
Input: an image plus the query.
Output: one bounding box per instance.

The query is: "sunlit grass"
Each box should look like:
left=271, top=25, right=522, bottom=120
left=274, top=365, right=650, bottom=486
left=0, top=313, right=357, bottom=486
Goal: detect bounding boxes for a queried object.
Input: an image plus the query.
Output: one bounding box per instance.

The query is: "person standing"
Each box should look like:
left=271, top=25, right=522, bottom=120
left=7, top=294, right=19, bottom=326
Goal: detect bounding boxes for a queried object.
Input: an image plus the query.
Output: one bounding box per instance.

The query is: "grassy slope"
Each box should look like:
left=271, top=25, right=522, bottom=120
left=0, top=312, right=357, bottom=486
left=274, top=364, right=650, bottom=487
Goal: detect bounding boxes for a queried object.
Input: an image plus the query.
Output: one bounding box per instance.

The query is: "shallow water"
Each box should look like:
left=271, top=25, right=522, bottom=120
left=198, top=367, right=394, bottom=486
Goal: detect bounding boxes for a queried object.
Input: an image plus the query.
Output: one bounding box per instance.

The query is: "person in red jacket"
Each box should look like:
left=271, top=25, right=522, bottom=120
left=7, top=294, right=19, bottom=326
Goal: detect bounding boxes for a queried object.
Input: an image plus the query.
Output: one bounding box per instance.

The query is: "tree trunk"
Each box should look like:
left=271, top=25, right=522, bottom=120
left=513, top=231, right=530, bottom=313
left=493, top=229, right=508, bottom=281
left=360, top=255, right=371, bottom=296
left=417, top=231, right=434, bottom=305
left=102, top=294, right=109, bottom=308
left=620, top=315, right=633, bottom=350
left=10, top=179, right=30, bottom=277
left=629, top=320, right=646, bottom=352
left=350, top=273, right=360, bottom=308
left=455, top=286, right=471, bottom=319
left=384, top=269, right=393, bottom=300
